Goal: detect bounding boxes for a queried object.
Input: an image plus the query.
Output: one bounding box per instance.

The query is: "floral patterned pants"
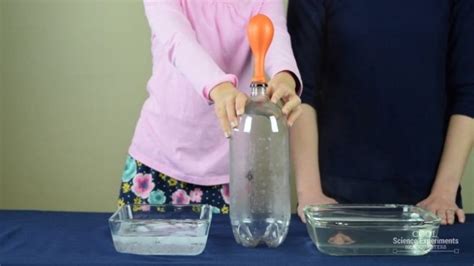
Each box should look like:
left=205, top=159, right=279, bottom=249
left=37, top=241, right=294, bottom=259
left=118, top=155, right=229, bottom=214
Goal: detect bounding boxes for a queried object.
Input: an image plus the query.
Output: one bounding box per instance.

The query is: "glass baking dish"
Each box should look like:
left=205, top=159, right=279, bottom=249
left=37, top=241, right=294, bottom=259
left=304, top=204, right=441, bottom=256
left=109, top=204, right=212, bottom=255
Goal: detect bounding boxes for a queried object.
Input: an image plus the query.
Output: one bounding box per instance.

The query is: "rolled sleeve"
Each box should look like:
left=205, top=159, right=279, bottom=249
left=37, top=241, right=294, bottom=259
left=448, top=0, right=474, bottom=118
left=287, top=0, right=325, bottom=109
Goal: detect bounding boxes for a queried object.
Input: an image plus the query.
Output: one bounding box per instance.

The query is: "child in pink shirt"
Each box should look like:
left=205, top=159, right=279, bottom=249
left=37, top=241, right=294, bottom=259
left=118, top=0, right=302, bottom=213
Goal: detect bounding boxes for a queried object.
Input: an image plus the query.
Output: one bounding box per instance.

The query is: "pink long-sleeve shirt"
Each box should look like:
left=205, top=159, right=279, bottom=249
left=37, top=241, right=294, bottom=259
left=129, top=0, right=301, bottom=186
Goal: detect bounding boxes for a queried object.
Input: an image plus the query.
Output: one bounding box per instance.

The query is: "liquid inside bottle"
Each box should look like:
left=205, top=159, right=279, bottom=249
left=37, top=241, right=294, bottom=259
left=229, top=83, right=291, bottom=248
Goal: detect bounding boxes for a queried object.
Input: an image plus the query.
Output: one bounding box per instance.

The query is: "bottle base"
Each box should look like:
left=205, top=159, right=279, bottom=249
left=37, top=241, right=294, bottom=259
left=231, top=217, right=289, bottom=248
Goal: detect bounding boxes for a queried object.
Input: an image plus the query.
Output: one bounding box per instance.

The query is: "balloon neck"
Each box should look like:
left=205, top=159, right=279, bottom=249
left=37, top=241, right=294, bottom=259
left=252, top=55, right=266, bottom=83
left=250, top=82, right=267, bottom=97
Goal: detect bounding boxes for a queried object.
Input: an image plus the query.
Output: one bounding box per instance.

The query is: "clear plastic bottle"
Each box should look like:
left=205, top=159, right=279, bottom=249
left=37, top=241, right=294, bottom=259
left=229, top=14, right=291, bottom=248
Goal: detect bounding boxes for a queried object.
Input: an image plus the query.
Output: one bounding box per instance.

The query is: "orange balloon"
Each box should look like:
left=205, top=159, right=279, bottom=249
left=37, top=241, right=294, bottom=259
left=247, top=14, right=274, bottom=84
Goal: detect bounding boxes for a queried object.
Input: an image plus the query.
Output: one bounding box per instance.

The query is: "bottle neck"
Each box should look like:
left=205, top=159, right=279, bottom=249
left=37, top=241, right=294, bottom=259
left=250, top=83, right=267, bottom=97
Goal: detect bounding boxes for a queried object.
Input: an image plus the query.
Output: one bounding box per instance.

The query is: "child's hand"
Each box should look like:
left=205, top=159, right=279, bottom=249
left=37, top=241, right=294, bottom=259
left=417, top=193, right=465, bottom=225
left=297, top=192, right=338, bottom=223
left=210, top=82, right=248, bottom=138
left=267, top=71, right=302, bottom=127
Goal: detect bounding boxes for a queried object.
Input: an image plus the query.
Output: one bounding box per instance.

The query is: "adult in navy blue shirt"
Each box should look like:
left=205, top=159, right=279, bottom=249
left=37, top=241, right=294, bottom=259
left=288, top=0, right=474, bottom=225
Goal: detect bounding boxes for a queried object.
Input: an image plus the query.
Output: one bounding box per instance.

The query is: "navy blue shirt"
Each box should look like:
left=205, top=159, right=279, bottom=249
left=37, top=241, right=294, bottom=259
left=288, top=0, right=474, bottom=205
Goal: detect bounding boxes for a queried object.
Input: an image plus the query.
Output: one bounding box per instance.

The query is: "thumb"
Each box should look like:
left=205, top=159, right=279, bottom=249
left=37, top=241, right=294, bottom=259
left=298, top=207, right=306, bottom=223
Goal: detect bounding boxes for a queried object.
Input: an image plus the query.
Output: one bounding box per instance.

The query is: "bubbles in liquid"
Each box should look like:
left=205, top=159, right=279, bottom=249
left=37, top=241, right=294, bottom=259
left=230, top=95, right=291, bottom=248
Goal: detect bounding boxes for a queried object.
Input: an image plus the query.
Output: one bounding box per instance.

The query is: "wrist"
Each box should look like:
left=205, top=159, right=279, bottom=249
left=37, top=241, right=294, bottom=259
left=430, top=179, right=459, bottom=200
left=209, top=82, right=234, bottom=102
left=276, top=70, right=301, bottom=95
left=274, top=71, right=296, bottom=90
left=297, top=186, right=325, bottom=200
left=296, top=172, right=323, bottom=195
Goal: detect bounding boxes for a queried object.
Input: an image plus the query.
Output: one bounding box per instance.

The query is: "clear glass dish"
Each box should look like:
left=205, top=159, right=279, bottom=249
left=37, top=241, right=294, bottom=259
left=304, top=204, right=441, bottom=256
left=109, top=204, right=212, bottom=255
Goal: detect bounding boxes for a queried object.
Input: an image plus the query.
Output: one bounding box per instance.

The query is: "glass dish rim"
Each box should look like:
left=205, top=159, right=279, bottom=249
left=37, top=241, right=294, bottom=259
left=108, top=203, right=213, bottom=224
left=303, top=203, right=441, bottom=226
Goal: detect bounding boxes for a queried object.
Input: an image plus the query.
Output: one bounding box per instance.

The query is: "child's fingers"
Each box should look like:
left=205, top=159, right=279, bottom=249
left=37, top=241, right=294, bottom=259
left=270, top=86, right=290, bottom=104
left=266, top=82, right=275, bottom=97
left=297, top=206, right=306, bottom=223
left=215, top=104, right=231, bottom=138
left=425, top=205, right=436, bottom=215
left=287, top=105, right=302, bottom=127
left=456, top=209, right=466, bottom=223
left=446, top=209, right=455, bottom=225
left=416, top=199, right=431, bottom=211
left=226, top=98, right=238, bottom=128
left=235, top=92, right=247, bottom=116
left=282, top=94, right=302, bottom=115
left=436, top=209, right=447, bottom=225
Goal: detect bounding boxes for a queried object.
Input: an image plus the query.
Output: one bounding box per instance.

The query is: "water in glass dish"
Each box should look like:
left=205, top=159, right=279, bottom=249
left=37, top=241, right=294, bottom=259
left=308, top=211, right=438, bottom=256
left=111, top=220, right=209, bottom=255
